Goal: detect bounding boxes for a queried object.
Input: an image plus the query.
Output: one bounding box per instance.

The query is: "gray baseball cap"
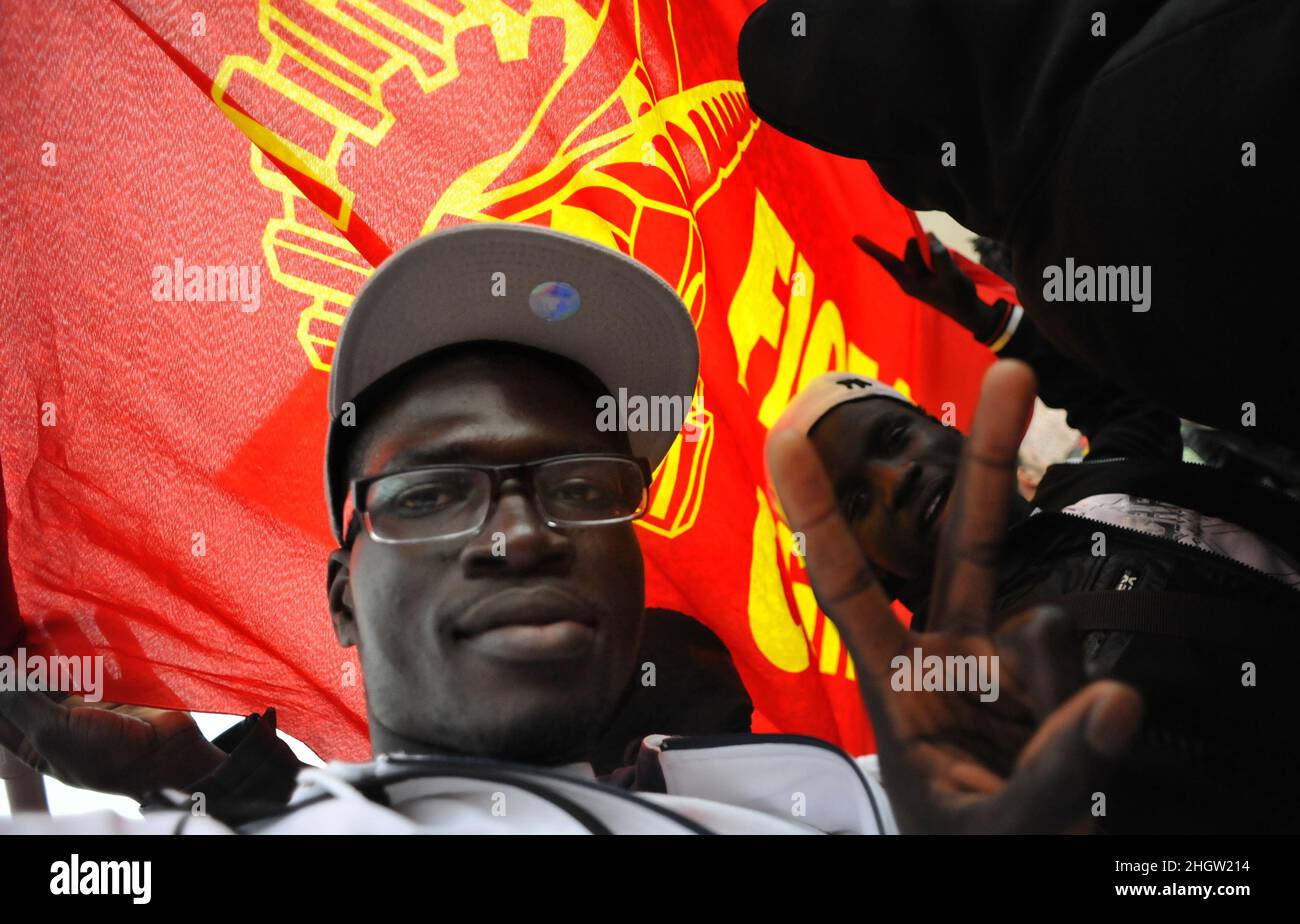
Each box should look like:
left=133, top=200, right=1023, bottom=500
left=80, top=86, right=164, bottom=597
left=324, top=222, right=699, bottom=543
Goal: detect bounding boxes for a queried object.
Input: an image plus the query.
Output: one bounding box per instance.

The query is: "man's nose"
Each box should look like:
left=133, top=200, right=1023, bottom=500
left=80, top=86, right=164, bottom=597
left=460, top=487, right=574, bottom=575
left=873, top=460, right=921, bottom=512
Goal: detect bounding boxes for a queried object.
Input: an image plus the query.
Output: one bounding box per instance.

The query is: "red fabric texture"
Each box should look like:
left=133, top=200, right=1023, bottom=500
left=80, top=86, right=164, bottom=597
left=0, top=0, right=991, bottom=759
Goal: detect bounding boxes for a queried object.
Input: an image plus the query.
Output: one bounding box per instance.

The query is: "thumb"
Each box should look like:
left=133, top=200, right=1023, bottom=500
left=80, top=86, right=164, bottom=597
left=980, top=681, right=1142, bottom=833
left=924, top=233, right=969, bottom=285
left=901, top=237, right=931, bottom=275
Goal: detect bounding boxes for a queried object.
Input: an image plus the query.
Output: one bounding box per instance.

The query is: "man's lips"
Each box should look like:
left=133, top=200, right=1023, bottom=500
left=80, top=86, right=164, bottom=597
left=452, top=587, right=599, bottom=663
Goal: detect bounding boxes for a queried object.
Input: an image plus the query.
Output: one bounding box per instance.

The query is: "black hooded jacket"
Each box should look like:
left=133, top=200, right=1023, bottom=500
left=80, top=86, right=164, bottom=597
left=897, top=312, right=1300, bottom=833
left=739, top=0, right=1300, bottom=451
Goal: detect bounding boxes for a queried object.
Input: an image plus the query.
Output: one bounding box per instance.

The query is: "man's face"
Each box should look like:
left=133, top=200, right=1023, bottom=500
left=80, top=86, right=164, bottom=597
left=809, top=399, right=964, bottom=582
left=332, top=350, right=646, bottom=765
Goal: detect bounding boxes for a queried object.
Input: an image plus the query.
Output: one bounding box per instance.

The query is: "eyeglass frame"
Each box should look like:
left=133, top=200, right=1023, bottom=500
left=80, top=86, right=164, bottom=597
left=343, top=452, right=655, bottom=546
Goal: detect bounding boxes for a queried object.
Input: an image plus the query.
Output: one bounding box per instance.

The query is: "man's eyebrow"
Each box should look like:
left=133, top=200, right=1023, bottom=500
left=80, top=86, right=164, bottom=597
left=378, top=438, right=619, bottom=474
left=380, top=440, right=500, bottom=472
left=382, top=444, right=466, bottom=472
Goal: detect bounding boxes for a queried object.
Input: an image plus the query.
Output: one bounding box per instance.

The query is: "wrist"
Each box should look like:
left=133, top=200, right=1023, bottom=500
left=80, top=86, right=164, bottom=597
left=971, top=297, right=1013, bottom=345
left=984, top=303, right=1024, bottom=352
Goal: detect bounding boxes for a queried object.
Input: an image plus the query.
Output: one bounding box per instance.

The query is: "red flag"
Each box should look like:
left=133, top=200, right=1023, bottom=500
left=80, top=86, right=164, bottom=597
left=0, top=0, right=990, bottom=759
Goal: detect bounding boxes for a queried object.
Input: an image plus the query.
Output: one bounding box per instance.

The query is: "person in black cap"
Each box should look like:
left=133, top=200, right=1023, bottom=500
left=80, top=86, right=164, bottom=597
left=738, top=0, right=1300, bottom=453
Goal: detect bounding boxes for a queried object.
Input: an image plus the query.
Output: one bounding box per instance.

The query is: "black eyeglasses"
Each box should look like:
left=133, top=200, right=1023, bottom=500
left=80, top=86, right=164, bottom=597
left=346, top=453, right=653, bottom=545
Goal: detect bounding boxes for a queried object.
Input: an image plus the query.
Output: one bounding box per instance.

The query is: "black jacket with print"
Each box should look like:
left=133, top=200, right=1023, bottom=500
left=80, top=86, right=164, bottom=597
left=903, top=316, right=1300, bottom=833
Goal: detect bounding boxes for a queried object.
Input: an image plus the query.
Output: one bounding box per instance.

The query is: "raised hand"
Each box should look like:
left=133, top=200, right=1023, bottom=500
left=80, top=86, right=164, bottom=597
left=854, top=232, right=998, bottom=338
left=0, top=692, right=223, bottom=801
left=766, top=360, right=1142, bottom=833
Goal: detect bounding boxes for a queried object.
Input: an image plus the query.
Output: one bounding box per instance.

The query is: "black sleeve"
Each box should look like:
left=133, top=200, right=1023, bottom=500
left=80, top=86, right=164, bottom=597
left=738, top=0, right=1167, bottom=237
left=141, top=708, right=304, bottom=820
left=590, top=608, right=753, bottom=776
left=997, top=313, right=1182, bottom=462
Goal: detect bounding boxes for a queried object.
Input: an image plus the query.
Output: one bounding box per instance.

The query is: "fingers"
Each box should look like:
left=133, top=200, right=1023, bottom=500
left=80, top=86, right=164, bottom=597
left=852, top=234, right=909, bottom=282
left=765, top=427, right=909, bottom=677
left=0, top=691, right=71, bottom=745
left=979, top=680, right=1142, bottom=833
left=903, top=237, right=930, bottom=273
left=996, top=606, right=1085, bottom=722
left=925, top=233, right=962, bottom=276
left=928, top=360, right=1037, bottom=632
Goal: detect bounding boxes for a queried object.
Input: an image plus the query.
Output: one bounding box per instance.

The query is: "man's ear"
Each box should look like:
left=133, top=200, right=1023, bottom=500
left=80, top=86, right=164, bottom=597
left=327, top=547, right=359, bottom=648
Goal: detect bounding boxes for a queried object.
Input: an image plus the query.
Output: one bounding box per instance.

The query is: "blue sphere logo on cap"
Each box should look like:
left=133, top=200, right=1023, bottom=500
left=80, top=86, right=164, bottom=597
left=529, top=281, right=581, bottom=322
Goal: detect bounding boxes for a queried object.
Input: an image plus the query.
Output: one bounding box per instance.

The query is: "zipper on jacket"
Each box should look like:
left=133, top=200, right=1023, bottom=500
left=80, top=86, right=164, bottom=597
left=1041, top=510, right=1296, bottom=589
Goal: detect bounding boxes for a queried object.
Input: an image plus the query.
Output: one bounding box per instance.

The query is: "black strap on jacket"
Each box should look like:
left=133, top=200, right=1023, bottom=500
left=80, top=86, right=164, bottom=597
left=1016, top=591, right=1299, bottom=648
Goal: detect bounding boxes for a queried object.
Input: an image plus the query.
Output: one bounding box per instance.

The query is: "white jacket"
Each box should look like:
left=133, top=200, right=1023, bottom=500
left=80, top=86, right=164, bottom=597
left=3, top=734, right=898, bottom=835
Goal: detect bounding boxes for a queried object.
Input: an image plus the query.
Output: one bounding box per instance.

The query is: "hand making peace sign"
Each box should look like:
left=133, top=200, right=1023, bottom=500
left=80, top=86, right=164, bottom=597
left=767, top=360, right=1143, bottom=833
